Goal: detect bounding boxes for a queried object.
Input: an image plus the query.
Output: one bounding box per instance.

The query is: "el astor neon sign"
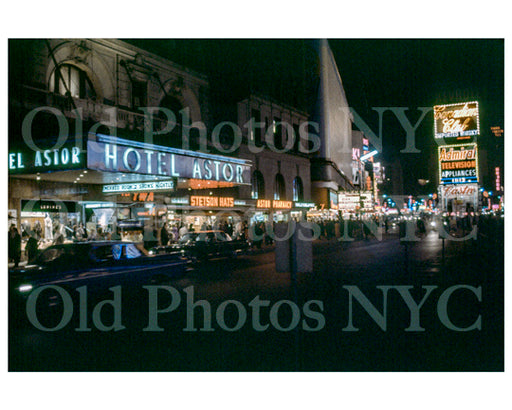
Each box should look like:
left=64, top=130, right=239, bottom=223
left=87, top=134, right=251, bottom=185
left=9, top=145, right=83, bottom=173
left=433, top=101, right=480, bottom=140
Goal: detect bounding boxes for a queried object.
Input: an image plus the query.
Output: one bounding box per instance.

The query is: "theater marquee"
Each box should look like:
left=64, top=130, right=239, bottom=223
left=438, top=143, right=479, bottom=185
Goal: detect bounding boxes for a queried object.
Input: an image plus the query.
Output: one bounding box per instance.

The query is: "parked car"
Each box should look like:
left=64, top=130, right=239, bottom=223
left=9, top=241, right=187, bottom=301
left=150, top=230, right=249, bottom=262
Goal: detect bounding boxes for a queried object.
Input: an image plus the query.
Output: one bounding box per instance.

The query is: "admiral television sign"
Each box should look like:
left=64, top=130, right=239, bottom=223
left=438, top=143, right=479, bottom=185
left=433, top=101, right=480, bottom=141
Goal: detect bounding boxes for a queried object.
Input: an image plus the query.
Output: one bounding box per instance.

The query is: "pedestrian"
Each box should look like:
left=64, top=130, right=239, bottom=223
left=33, top=220, right=43, bottom=239
left=160, top=223, right=170, bottom=246
left=171, top=224, right=179, bottom=242
left=242, top=221, right=248, bottom=241
left=254, top=222, right=263, bottom=249
left=53, top=220, right=66, bottom=244
left=26, top=233, right=39, bottom=263
left=179, top=224, right=188, bottom=239
left=8, top=225, right=22, bottom=267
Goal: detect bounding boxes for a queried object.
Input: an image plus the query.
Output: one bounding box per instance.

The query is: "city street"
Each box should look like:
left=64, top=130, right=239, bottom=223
left=9, top=223, right=503, bottom=371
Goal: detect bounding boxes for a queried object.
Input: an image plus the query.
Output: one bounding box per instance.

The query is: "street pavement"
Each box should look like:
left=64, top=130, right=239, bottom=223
left=9, top=226, right=504, bottom=371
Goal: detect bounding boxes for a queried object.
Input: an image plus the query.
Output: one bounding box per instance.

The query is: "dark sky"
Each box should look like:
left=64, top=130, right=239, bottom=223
left=125, top=38, right=504, bottom=194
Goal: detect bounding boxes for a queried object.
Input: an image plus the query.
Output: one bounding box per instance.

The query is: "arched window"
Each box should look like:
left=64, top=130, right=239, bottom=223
left=273, top=118, right=284, bottom=150
left=293, top=177, right=304, bottom=202
left=251, top=171, right=265, bottom=199
left=158, top=95, right=185, bottom=147
left=274, top=173, right=286, bottom=200
left=49, top=64, right=96, bottom=99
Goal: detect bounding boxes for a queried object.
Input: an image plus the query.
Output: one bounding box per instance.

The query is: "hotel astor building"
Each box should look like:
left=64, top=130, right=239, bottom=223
left=8, top=39, right=322, bottom=249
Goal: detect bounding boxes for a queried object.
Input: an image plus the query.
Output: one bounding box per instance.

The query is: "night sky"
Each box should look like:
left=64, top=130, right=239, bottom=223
left=125, top=39, right=504, bottom=194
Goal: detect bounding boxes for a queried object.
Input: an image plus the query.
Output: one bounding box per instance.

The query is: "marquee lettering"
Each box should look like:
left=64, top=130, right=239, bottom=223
left=439, top=147, right=476, bottom=161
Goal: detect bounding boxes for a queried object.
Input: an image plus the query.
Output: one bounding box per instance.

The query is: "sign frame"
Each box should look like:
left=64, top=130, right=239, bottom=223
left=438, top=143, right=479, bottom=185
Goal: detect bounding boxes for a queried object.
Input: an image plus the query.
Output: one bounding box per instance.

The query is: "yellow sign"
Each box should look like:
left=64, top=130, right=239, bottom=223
left=434, top=101, right=479, bottom=140
left=256, top=199, right=292, bottom=209
left=273, top=200, right=292, bottom=209
left=438, top=143, right=479, bottom=185
left=190, top=196, right=234, bottom=208
left=257, top=199, right=271, bottom=208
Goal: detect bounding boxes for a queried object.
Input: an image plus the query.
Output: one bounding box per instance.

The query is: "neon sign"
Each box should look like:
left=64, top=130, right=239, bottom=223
left=438, top=143, right=479, bottom=185
left=9, top=146, right=84, bottom=173
left=257, top=199, right=271, bottom=209
left=103, top=180, right=175, bottom=193
left=294, top=202, right=316, bottom=208
left=88, top=134, right=251, bottom=185
left=273, top=200, right=292, bottom=209
left=190, top=196, right=234, bottom=208
left=434, top=101, right=480, bottom=140
left=441, top=184, right=478, bottom=199
left=256, top=199, right=292, bottom=209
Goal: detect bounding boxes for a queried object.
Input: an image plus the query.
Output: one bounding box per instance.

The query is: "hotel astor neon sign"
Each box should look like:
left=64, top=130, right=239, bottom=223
left=87, top=134, right=251, bottom=185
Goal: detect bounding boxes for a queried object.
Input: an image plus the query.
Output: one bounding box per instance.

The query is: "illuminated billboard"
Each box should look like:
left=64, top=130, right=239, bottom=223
left=434, top=101, right=480, bottom=141
left=438, top=143, right=479, bottom=185
left=338, top=191, right=373, bottom=212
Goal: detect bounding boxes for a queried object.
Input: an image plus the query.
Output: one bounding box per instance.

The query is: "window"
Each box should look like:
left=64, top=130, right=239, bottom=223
left=39, top=247, right=65, bottom=263
left=125, top=243, right=142, bottom=259
left=273, top=117, right=284, bottom=150
left=293, top=124, right=301, bottom=152
left=158, top=95, right=186, bottom=147
left=49, top=64, right=96, bottom=99
left=252, top=171, right=265, bottom=199
left=91, top=245, right=114, bottom=262
left=251, top=109, right=262, bottom=146
left=293, top=177, right=304, bottom=202
left=274, top=174, right=286, bottom=200
left=132, top=80, right=147, bottom=108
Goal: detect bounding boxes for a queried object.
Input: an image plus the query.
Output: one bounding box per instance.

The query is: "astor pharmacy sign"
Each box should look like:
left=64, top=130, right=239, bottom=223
left=87, top=134, right=251, bottom=184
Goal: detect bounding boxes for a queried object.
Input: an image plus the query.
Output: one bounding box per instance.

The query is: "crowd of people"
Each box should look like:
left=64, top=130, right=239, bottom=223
left=10, top=210, right=503, bottom=267
left=158, top=220, right=251, bottom=246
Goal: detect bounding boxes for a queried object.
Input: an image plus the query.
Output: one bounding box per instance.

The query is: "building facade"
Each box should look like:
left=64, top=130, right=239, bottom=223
left=9, top=39, right=323, bottom=256
left=236, top=94, right=313, bottom=223
left=8, top=39, right=253, bottom=249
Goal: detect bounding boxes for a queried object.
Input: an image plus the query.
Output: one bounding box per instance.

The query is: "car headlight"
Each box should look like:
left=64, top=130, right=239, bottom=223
left=18, top=284, right=33, bottom=293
